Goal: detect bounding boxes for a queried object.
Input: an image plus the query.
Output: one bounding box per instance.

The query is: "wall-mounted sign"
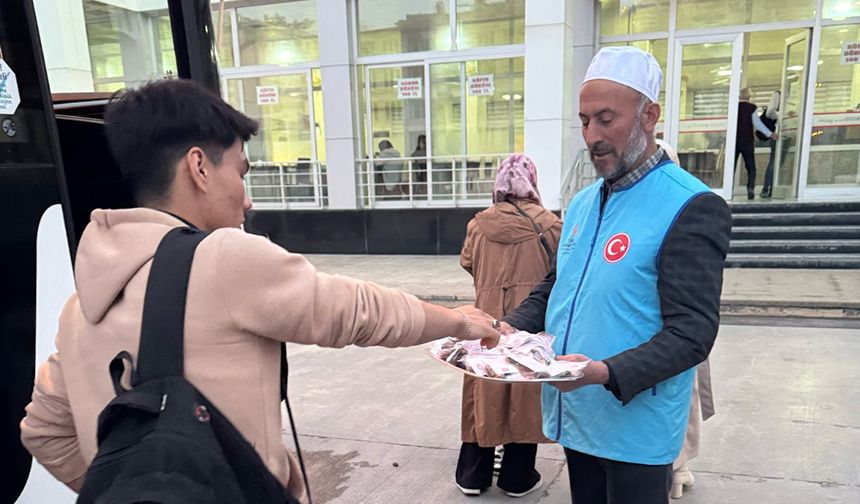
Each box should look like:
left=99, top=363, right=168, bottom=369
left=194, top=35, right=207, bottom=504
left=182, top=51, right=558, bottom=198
left=256, top=85, right=279, bottom=105
left=468, top=74, right=495, bottom=96
left=397, top=78, right=423, bottom=100
left=811, top=112, right=860, bottom=127
left=0, top=60, right=21, bottom=115
left=677, top=117, right=727, bottom=134
left=841, top=41, right=860, bottom=65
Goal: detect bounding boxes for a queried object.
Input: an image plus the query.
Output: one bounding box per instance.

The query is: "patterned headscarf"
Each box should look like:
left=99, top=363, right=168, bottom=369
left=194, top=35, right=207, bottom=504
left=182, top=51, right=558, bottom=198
left=493, top=154, right=542, bottom=205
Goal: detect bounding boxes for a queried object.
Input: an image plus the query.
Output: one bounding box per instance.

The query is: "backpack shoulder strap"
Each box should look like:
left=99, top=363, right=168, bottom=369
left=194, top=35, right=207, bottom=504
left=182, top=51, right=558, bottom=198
left=135, top=227, right=209, bottom=384
left=281, top=344, right=313, bottom=504
left=506, top=200, right=554, bottom=260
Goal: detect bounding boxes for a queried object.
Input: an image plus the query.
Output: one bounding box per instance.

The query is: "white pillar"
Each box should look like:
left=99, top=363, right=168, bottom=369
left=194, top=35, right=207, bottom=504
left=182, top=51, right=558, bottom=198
left=569, top=0, right=598, bottom=183
left=316, top=0, right=359, bottom=209
left=524, top=0, right=591, bottom=211
left=115, top=9, right=160, bottom=86
left=34, top=0, right=95, bottom=93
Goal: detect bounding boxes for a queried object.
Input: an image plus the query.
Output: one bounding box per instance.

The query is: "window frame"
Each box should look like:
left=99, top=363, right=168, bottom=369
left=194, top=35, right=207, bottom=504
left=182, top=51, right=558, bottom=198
left=351, top=0, right=525, bottom=60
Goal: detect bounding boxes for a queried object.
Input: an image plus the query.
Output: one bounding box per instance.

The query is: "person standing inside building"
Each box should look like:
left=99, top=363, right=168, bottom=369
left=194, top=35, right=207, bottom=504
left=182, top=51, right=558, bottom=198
left=456, top=154, right=562, bottom=498
left=496, top=47, right=732, bottom=504
left=18, top=79, right=501, bottom=501
left=736, top=87, right=778, bottom=199
left=377, top=140, right=404, bottom=197
left=411, top=134, right=428, bottom=195
left=760, top=91, right=781, bottom=199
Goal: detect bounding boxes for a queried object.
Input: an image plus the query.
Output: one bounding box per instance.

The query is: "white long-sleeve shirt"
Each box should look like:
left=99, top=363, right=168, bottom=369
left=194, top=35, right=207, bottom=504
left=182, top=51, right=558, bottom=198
left=751, top=111, right=774, bottom=137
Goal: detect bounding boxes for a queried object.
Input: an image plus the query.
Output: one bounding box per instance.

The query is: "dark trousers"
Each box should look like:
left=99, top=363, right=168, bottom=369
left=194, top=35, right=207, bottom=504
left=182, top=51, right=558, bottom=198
left=564, top=448, right=672, bottom=504
left=456, top=442, right=540, bottom=493
left=734, top=143, right=756, bottom=193
left=762, top=139, right=776, bottom=194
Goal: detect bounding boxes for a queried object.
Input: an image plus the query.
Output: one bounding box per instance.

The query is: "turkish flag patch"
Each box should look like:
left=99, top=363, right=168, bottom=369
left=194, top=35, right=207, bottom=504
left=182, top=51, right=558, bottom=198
left=603, top=233, right=630, bottom=263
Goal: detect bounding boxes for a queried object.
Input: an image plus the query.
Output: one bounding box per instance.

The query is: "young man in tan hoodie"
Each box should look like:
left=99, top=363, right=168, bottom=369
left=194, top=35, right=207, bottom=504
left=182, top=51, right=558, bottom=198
left=19, top=79, right=500, bottom=501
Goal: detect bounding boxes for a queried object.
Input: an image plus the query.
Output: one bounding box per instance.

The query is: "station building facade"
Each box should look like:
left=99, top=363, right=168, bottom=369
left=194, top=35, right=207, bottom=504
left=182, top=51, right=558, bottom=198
left=35, top=0, right=860, bottom=211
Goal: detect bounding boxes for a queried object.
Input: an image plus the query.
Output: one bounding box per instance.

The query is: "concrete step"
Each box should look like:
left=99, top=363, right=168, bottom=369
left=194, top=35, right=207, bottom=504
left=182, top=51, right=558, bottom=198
left=731, top=225, right=860, bottom=240
left=731, top=212, right=860, bottom=227
left=725, top=253, right=860, bottom=269
left=729, top=201, right=860, bottom=214
left=729, top=239, right=860, bottom=254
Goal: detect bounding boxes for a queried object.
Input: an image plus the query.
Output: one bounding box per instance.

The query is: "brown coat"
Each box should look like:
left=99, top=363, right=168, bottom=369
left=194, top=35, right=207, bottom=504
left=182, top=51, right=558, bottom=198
left=19, top=208, right=430, bottom=501
left=459, top=200, right=562, bottom=446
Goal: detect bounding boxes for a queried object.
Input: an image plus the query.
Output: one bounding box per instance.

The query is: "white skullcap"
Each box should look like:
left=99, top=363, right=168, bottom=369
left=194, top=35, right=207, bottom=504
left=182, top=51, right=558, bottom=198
left=582, top=46, right=662, bottom=103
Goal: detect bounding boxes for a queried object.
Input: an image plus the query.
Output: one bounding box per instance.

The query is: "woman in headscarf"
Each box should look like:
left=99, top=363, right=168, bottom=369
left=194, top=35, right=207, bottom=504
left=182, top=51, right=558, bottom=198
left=456, top=154, right=562, bottom=498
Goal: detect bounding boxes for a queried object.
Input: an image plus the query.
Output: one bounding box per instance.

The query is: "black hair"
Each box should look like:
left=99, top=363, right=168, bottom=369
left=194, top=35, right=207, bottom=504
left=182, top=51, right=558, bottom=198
left=103, top=79, right=259, bottom=205
left=378, top=139, right=393, bottom=150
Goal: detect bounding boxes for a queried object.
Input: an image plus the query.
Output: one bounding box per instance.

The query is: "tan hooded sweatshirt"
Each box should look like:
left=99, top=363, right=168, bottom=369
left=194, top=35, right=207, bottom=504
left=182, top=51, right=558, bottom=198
left=20, top=208, right=428, bottom=500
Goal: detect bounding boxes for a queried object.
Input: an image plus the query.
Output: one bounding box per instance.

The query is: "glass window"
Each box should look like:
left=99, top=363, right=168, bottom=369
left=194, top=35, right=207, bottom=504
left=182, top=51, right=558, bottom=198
left=809, top=25, right=860, bottom=187
left=210, top=4, right=235, bottom=68
left=430, top=63, right=463, bottom=157
left=456, top=0, right=524, bottom=49
left=603, top=39, right=668, bottom=135
left=250, top=73, right=314, bottom=162
left=156, top=16, right=177, bottom=78
left=429, top=57, right=524, bottom=156
left=224, top=72, right=324, bottom=204
left=675, top=0, right=815, bottom=30
left=734, top=30, right=810, bottom=198
left=83, top=2, right=124, bottom=80
left=599, top=0, right=669, bottom=37
left=741, top=31, right=804, bottom=105
left=428, top=58, right=523, bottom=200
left=464, top=57, right=523, bottom=200
left=775, top=34, right=809, bottom=193
left=94, top=82, right=126, bottom=93
left=676, top=41, right=734, bottom=189
left=357, top=0, right=451, bottom=56
left=364, top=65, right=427, bottom=199
left=227, top=79, right=242, bottom=107
left=430, top=63, right=463, bottom=200
left=366, top=65, right=427, bottom=159
left=823, top=0, right=860, bottom=20
left=81, top=0, right=176, bottom=90
left=237, top=1, right=319, bottom=66
left=465, top=57, right=524, bottom=155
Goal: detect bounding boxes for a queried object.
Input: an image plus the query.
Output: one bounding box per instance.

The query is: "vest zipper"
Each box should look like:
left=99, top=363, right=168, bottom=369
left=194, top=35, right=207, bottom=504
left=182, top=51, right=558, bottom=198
left=554, top=183, right=612, bottom=442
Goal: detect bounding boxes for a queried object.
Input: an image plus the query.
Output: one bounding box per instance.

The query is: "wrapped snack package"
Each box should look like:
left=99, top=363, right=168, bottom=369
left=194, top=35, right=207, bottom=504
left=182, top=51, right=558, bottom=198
left=428, top=331, right=588, bottom=382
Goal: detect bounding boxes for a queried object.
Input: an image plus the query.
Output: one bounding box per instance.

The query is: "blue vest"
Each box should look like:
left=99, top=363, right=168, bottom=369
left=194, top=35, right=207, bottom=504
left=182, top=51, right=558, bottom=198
left=543, top=160, right=710, bottom=465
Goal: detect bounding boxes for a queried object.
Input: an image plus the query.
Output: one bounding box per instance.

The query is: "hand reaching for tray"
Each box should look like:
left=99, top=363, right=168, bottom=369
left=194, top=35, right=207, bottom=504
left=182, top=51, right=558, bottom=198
left=454, top=305, right=501, bottom=349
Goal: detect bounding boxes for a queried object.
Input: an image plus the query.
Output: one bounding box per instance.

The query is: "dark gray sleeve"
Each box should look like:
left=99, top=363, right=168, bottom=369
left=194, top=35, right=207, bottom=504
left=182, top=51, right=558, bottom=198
left=501, top=263, right=556, bottom=333
left=603, top=192, right=732, bottom=405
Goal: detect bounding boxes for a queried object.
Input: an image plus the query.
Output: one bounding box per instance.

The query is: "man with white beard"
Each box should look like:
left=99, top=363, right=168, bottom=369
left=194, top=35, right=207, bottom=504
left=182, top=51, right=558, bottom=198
left=497, top=47, right=732, bottom=503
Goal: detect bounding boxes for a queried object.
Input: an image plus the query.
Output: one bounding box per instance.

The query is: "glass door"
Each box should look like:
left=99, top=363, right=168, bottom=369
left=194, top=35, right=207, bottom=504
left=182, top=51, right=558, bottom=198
left=365, top=64, right=427, bottom=202
left=774, top=31, right=811, bottom=199
left=669, top=34, right=744, bottom=199
left=223, top=70, right=323, bottom=207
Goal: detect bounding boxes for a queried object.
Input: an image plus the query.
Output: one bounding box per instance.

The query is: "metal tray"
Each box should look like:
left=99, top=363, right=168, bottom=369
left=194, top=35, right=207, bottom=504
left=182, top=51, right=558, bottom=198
left=426, top=348, right=586, bottom=383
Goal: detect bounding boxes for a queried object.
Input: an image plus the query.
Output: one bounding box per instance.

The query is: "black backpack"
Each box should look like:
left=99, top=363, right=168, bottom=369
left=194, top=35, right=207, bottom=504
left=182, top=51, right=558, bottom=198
left=756, top=107, right=778, bottom=141
left=77, top=227, right=302, bottom=504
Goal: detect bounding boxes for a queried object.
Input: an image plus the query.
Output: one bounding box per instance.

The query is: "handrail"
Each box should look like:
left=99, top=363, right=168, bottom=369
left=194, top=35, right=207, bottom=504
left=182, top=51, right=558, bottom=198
left=355, top=154, right=511, bottom=209
left=560, top=148, right=596, bottom=216
left=245, top=160, right=328, bottom=209
left=357, top=153, right=514, bottom=162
